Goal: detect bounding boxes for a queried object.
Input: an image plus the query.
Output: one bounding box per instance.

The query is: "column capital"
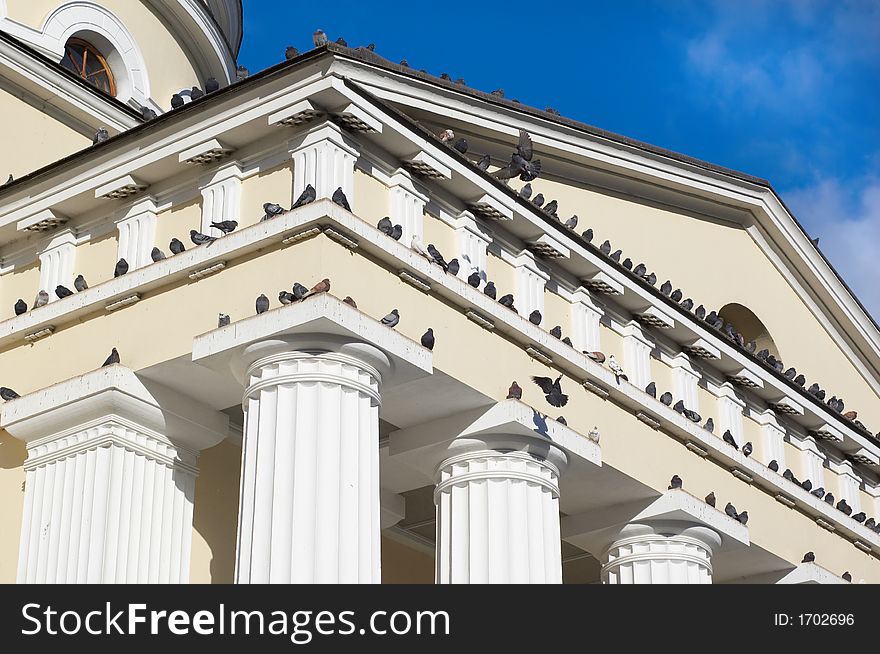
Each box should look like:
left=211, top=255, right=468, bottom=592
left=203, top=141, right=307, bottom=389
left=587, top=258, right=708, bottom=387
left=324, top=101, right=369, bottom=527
left=287, top=120, right=360, bottom=159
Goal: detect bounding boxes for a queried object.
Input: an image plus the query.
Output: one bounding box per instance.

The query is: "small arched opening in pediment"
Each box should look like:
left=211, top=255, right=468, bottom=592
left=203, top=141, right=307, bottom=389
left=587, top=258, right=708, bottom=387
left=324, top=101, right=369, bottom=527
left=719, top=303, right=779, bottom=356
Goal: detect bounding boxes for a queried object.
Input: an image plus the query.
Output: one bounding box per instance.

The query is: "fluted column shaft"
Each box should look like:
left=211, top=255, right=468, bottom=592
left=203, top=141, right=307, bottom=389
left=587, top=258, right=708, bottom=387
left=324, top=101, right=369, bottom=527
left=435, top=445, right=564, bottom=584
left=235, top=350, right=382, bottom=583
left=18, top=419, right=198, bottom=584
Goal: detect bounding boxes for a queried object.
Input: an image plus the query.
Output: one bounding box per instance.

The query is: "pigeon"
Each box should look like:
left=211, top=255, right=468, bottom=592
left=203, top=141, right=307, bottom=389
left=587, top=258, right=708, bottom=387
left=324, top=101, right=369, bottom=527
left=114, top=258, right=129, bottom=277
left=170, top=238, right=185, bottom=254
left=255, top=294, right=269, bottom=314
left=670, top=289, right=683, bottom=303
left=467, top=272, right=481, bottom=288
left=680, top=298, right=694, bottom=311
left=745, top=341, right=756, bottom=353
left=644, top=272, right=657, bottom=286
left=588, top=426, right=600, bottom=443
left=532, top=193, right=545, bottom=207
left=842, top=572, right=852, bottom=582
left=452, top=138, right=468, bottom=154
left=491, top=88, right=505, bottom=97
left=507, top=381, right=523, bottom=400
left=725, top=502, right=739, bottom=519
left=235, top=65, right=249, bottom=80
left=684, top=409, right=702, bottom=423
left=411, top=235, right=433, bottom=262
left=801, top=479, right=813, bottom=491
left=742, top=442, right=753, bottom=457
left=609, top=250, right=622, bottom=262
left=381, top=309, right=400, bottom=328
left=737, top=511, right=749, bottom=525
left=476, top=154, right=491, bottom=170
left=585, top=351, right=606, bottom=363
left=440, top=73, right=451, bottom=80
left=622, top=258, right=633, bottom=270
left=660, top=280, right=672, bottom=296
left=34, top=290, right=49, bottom=308
left=794, top=374, right=806, bottom=387
left=842, top=410, right=858, bottom=421
left=866, top=518, right=876, bottom=529
left=564, top=215, right=578, bottom=230
left=673, top=400, right=685, bottom=414
left=205, top=77, right=220, bottom=93
left=608, top=355, right=627, bottom=382
left=519, top=183, right=532, bottom=199
left=421, top=328, right=435, bottom=350
left=151, top=247, right=166, bottom=262
left=783, top=468, right=796, bottom=483
left=492, top=130, right=542, bottom=182
left=722, top=430, right=739, bottom=450
left=390, top=225, right=403, bottom=241
left=660, top=392, right=673, bottom=406
left=599, top=240, right=612, bottom=256
left=210, top=220, right=238, bottom=234
left=291, top=184, right=317, bottom=210
left=695, top=305, right=706, bottom=320
left=102, top=348, right=120, bottom=367
left=285, top=46, right=299, bottom=60
left=331, top=187, right=351, bottom=212
left=313, top=29, right=328, bottom=47
left=336, top=37, right=348, bottom=46
left=811, top=487, right=825, bottom=498
left=784, top=367, right=796, bottom=380
left=531, top=375, right=568, bottom=407
left=768, top=459, right=779, bottom=472
left=562, top=337, right=573, bottom=347
left=377, top=216, right=393, bottom=235
left=399, top=59, right=409, bottom=67
left=802, top=552, right=815, bottom=563
left=705, top=492, right=716, bottom=507
left=668, top=475, right=682, bottom=490
left=171, top=93, right=184, bottom=109
left=704, top=417, right=715, bottom=432
left=632, top=263, right=646, bottom=277
left=852, top=512, right=866, bottom=523
left=190, top=86, right=204, bottom=100
left=529, top=310, right=542, bottom=326
left=582, top=228, right=594, bottom=243
left=55, top=285, right=73, bottom=299
left=550, top=326, right=562, bottom=339
left=218, top=313, right=230, bottom=327
left=292, top=283, right=309, bottom=301
left=141, top=107, right=157, bottom=121
left=0, top=387, right=20, bottom=401
left=14, top=299, right=26, bottom=316
left=308, top=278, right=331, bottom=296
left=556, top=416, right=567, bottom=426
left=190, top=230, right=216, bottom=246
left=278, top=291, right=295, bottom=305
left=483, top=281, right=497, bottom=299
left=446, top=259, right=460, bottom=276
left=498, top=294, right=515, bottom=309
left=543, top=200, right=558, bottom=216
left=93, top=127, right=109, bottom=144
left=824, top=492, right=834, bottom=504
left=438, top=129, right=455, bottom=143
left=837, top=499, right=852, bottom=516
left=645, top=381, right=657, bottom=398
left=427, top=244, right=448, bottom=270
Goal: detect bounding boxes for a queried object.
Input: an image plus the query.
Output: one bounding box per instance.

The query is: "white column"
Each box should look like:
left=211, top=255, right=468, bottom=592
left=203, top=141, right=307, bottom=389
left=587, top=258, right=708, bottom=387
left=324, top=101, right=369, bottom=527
left=199, top=164, right=243, bottom=234
left=235, top=341, right=389, bottom=584
left=671, top=353, right=700, bottom=411
left=38, top=229, right=76, bottom=300
left=1, top=367, right=227, bottom=584
left=434, top=436, right=567, bottom=584
left=571, top=288, right=603, bottom=352
left=831, top=460, right=862, bottom=513
left=622, top=322, right=654, bottom=390
left=388, top=170, right=428, bottom=245
left=116, top=197, right=157, bottom=270
left=454, top=211, right=492, bottom=281
left=791, top=436, right=826, bottom=487
left=289, top=122, right=359, bottom=205
left=515, top=250, right=549, bottom=318
left=754, top=409, right=787, bottom=468
left=713, top=383, right=745, bottom=442
left=603, top=523, right=722, bottom=584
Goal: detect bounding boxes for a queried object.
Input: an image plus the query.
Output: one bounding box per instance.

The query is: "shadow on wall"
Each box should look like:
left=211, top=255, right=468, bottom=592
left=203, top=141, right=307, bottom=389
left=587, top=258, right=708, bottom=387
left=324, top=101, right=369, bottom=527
left=192, top=438, right=241, bottom=583
left=0, top=428, right=25, bottom=470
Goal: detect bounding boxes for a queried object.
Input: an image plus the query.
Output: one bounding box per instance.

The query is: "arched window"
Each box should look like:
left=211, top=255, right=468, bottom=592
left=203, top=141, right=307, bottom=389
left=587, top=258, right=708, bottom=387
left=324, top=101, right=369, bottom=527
left=60, top=37, right=116, bottom=96
left=719, top=303, right=779, bottom=356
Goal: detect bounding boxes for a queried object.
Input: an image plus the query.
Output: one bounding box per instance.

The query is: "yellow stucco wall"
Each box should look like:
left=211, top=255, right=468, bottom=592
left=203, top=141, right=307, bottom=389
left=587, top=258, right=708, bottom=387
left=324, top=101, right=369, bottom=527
left=0, top=89, right=90, bottom=179
left=0, top=429, right=26, bottom=583
left=0, top=260, right=41, bottom=322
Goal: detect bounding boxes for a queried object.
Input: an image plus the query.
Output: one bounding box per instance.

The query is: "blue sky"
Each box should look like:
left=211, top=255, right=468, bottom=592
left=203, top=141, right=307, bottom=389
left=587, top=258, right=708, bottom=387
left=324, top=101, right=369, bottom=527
left=238, top=0, right=880, bottom=315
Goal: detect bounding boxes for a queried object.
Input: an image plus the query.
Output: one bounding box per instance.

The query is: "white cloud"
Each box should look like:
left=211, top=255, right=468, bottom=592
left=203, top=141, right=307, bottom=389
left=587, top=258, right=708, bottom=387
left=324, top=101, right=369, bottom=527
left=783, top=176, right=880, bottom=318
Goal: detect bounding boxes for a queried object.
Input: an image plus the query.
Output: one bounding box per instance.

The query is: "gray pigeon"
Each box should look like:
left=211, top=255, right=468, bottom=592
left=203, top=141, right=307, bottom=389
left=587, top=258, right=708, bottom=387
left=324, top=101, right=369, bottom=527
left=610, top=250, right=622, bottom=262
left=680, top=298, right=694, bottom=311
left=446, top=259, right=460, bottom=276
left=170, top=238, right=185, bottom=254
left=256, top=294, right=269, bottom=314
left=420, top=328, right=435, bottom=350
left=549, top=326, right=562, bottom=339
left=235, top=65, right=249, bottom=80
left=705, top=492, right=716, bottom=507
left=141, top=107, right=157, bottom=121
left=645, top=381, right=657, bottom=398
left=453, top=138, right=468, bottom=154
left=722, top=430, right=739, bottom=450
left=564, top=215, right=578, bottom=230
left=532, top=193, right=545, bottom=207
left=381, top=309, right=400, bottom=328
left=291, top=184, right=317, bottom=210
left=622, top=258, right=633, bottom=270
left=467, top=272, right=481, bottom=288
left=55, top=285, right=73, bottom=299
left=14, top=299, right=26, bottom=315
left=292, top=283, right=309, bottom=301
left=483, top=281, right=496, bottom=299
left=802, top=551, right=815, bottom=563
left=390, top=224, right=403, bottom=241
left=670, top=289, right=683, bottom=303
left=737, top=511, right=749, bottom=525
left=102, top=347, right=120, bottom=367
left=704, top=417, right=714, bottom=432
left=742, top=442, right=753, bottom=457
left=279, top=291, right=295, bottom=305
left=34, top=290, right=49, bottom=308
left=660, top=280, right=672, bottom=296
left=286, top=46, right=300, bottom=59
left=660, top=392, right=673, bottom=406
left=190, top=230, right=217, bottom=246
left=171, top=94, right=184, bottom=109
left=93, top=127, right=109, bottom=144
left=519, top=183, right=532, bottom=199
left=669, top=475, right=682, bottom=490
left=377, top=217, right=393, bottom=235
left=205, top=77, right=220, bottom=93
left=599, top=240, right=612, bottom=256
left=74, top=275, right=88, bottom=292
left=476, top=154, right=490, bottom=170
left=543, top=200, right=558, bottom=216
left=582, top=229, right=594, bottom=243
left=532, top=375, right=568, bottom=407
left=114, top=258, right=129, bottom=277
left=0, top=387, right=20, bottom=401
left=151, top=247, right=166, bottom=262
left=529, top=310, right=542, bottom=326
left=263, top=202, right=286, bottom=220
left=331, top=187, right=351, bottom=212
left=313, top=29, right=329, bottom=47
left=673, top=399, right=685, bottom=413
left=492, top=130, right=542, bottom=182
left=191, top=86, right=204, bottom=100
left=695, top=305, right=706, bottom=320
left=644, top=272, right=657, bottom=286
left=211, top=220, right=237, bottom=234
left=427, top=244, right=448, bottom=270
left=498, top=294, right=515, bottom=309
left=218, top=313, right=230, bottom=327
left=724, top=502, right=738, bottom=519
left=768, top=459, right=779, bottom=472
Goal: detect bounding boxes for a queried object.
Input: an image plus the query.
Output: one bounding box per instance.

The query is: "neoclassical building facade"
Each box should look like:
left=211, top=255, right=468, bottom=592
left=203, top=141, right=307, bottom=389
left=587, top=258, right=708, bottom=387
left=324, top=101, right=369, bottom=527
left=0, top=1, right=878, bottom=585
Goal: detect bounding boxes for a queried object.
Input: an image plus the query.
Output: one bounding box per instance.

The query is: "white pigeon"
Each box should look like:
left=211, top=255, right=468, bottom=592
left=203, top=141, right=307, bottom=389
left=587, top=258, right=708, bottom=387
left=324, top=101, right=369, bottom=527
left=588, top=426, right=600, bottom=444
left=410, top=234, right=433, bottom=262
left=608, top=354, right=628, bottom=382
